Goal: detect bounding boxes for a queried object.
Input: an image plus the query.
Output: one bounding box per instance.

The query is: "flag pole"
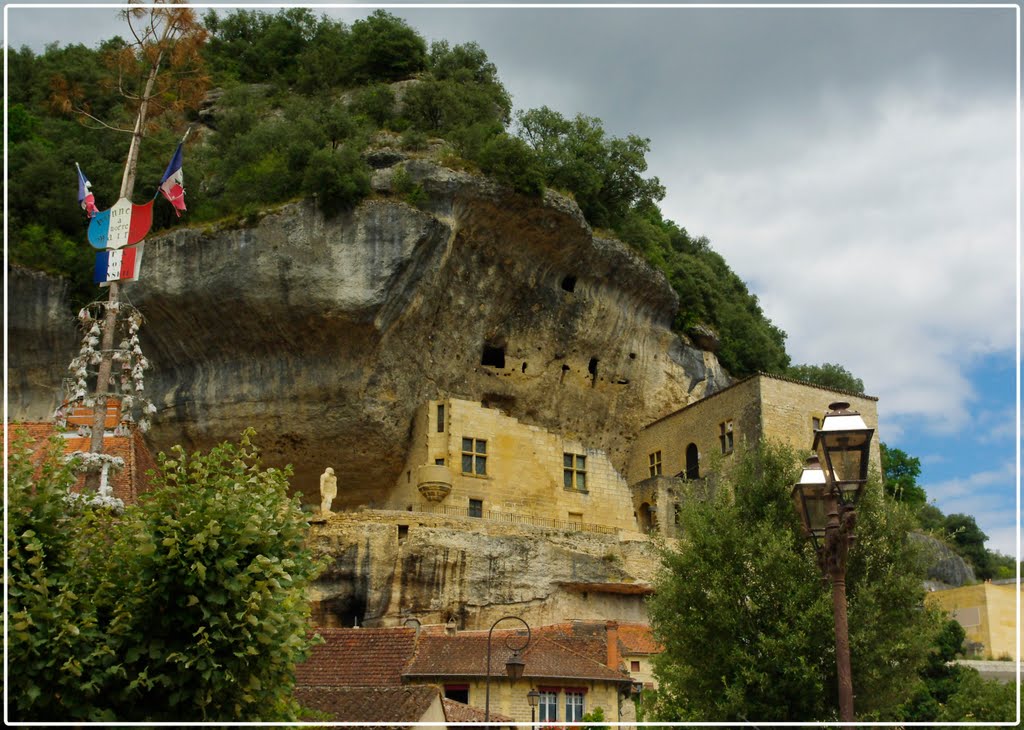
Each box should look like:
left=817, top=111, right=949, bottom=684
left=84, top=56, right=163, bottom=489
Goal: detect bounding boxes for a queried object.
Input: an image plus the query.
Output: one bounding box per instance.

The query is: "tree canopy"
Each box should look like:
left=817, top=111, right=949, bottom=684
left=7, top=429, right=322, bottom=722
left=786, top=362, right=865, bottom=394
left=646, top=441, right=943, bottom=722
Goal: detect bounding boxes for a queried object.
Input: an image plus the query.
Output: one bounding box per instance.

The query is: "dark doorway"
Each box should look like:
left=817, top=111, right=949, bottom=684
left=685, top=443, right=700, bottom=479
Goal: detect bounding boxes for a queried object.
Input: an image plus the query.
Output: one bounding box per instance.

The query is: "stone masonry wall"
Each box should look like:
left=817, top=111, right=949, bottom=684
left=626, top=377, right=763, bottom=484
left=758, top=376, right=881, bottom=474
left=388, top=398, right=638, bottom=533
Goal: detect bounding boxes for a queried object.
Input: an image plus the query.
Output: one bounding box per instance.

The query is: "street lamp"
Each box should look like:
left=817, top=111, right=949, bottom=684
left=484, top=615, right=531, bottom=722
left=791, top=402, right=874, bottom=723
left=527, top=688, right=540, bottom=724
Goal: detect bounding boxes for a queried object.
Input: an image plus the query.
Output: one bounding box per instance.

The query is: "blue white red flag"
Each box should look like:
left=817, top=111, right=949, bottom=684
left=94, top=243, right=143, bottom=284
left=88, top=197, right=154, bottom=250
left=76, top=162, right=99, bottom=218
left=159, top=142, right=186, bottom=217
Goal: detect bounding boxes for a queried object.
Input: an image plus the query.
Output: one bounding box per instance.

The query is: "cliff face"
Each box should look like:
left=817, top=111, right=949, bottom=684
left=8, top=157, right=728, bottom=504
left=309, top=511, right=661, bottom=629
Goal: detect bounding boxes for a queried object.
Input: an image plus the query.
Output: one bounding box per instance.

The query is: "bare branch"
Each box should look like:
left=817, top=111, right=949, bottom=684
left=72, top=107, right=134, bottom=134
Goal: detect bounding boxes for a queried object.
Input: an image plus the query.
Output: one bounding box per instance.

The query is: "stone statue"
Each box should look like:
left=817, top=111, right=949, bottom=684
left=320, top=467, right=337, bottom=514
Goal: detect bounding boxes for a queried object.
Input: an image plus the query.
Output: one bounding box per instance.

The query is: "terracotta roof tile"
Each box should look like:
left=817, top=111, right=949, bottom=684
left=441, top=697, right=513, bottom=723
left=296, top=627, right=417, bottom=687
left=403, top=630, right=629, bottom=684
left=617, top=623, right=661, bottom=655
left=295, top=685, right=439, bottom=723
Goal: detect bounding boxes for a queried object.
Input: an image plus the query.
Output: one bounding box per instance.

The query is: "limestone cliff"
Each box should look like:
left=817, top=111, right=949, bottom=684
left=8, top=153, right=728, bottom=505
left=309, top=511, right=660, bottom=629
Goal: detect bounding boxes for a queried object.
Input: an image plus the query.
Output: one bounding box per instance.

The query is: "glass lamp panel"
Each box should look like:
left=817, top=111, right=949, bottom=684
left=813, top=406, right=874, bottom=487
left=792, top=482, right=831, bottom=538
left=506, top=652, right=525, bottom=681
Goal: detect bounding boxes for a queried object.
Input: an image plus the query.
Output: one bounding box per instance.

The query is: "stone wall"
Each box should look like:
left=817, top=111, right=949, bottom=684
left=626, top=374, right=882, bottom=486
left=626, top=376, right=762, bottom=485
left=308, top=510, right=660, bottom=629
left=475, top=677, right=625, bottom=723
left=758, top=376, right=881, bottom=474
left=927, top=583, right=1020, bottom=659
left=388, top=398, right=639, bottom=533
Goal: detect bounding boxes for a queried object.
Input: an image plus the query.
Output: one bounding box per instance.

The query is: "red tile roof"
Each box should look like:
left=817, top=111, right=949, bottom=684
left=403, top=629, right=630, bottom=684
left=618, top=623, right=661, bottom=655
left=295, top=685, right=440, bottom=723
left=296, top=627, right=418, bottom=687
left=441, top=697, right=513, bottom=723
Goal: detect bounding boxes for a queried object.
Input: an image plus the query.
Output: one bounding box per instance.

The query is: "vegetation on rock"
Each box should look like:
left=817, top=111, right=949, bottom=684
left=7, top=429, right=322, bottom=722
left=9, top=7, right=788, bottom=376
left=786, top=362, right=865, bottom=394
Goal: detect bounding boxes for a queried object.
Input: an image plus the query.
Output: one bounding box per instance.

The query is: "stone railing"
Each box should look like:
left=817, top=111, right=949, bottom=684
left=417, top=503, right=619, bottom=535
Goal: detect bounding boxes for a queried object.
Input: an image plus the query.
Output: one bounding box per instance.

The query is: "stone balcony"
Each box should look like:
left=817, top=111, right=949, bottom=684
left=416, top=464, right=453, bottom=502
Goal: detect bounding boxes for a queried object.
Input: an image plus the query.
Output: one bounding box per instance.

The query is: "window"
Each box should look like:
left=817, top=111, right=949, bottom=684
left=468, top=499, right=483, bottom=518
left=685, top=443, right=700, bottom=479
left=812, top=416, right=822, bottom=432
left=719, top=420, right=734, bottom=454
left=444, top=684, right=469, bottom=704
left=631, top=660, right=641, bottom=672
left=538, top=691, right=558, bottom=722
left=568, top=511, right=583, bottom=527
left=563, top=453, right=587, bottom=490
left=435, top=458, right=445, bottom=466
left=648, top=450, right=662, bottom=477
left=461, top=438, right=487, bottom=475
left=437, top=404, right=445, bottom=432
left=565, top=690, right=585, bottom=722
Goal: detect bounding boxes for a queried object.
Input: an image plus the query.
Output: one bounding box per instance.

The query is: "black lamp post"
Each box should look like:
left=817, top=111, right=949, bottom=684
left=484, top=615, right=531, bottom=722
left=527, top=688, right=540, bottom=724
left=791, top=402, right=873, bottom=723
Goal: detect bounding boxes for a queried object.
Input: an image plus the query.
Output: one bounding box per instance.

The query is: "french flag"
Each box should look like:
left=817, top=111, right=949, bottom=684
left=94, top=244, right=142, bottom=284
left=76, top=162, right=99, bottom=218
left=159, top=142, right=187, bottom=217
left=88, top=197, right=154, bottom=250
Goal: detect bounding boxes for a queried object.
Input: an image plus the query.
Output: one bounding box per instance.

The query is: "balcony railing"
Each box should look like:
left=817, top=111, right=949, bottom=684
left=416, top=503, right=619, bottom=535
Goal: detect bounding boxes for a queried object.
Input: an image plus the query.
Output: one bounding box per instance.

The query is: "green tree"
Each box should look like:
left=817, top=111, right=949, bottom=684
left=517, top=106, right=665, bottom=230
left=347, top=10, right=427, bottom=83
left=879, top=442, right=926, bottom=507
left=7, top=430, right=322, bottom=722
left=942, top=513, right=993, bottom=579
left=647, top=441, right=942, bottom=722
left=786, top=362, right=865, bottom=394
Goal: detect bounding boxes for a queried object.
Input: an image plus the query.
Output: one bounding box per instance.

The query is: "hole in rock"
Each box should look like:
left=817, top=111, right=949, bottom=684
left=481, top=344, right=506, bottom=368
left=561, top=275, right=577, bottom=292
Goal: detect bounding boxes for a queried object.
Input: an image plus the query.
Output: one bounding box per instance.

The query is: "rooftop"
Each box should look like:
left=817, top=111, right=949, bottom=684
left=296, top=627, right=417, bottom=687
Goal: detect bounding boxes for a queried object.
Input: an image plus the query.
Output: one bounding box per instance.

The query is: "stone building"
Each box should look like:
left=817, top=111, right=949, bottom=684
left=926, top=581, right=1020, bottom=660
left=625, top=373, right=881, bottom=536
left=388, top=397, right=638, bottom=534
left=294, top=623, right=648, bottom=724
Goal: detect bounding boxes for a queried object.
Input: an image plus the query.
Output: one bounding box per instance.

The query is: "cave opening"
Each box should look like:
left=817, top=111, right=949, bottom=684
left=561, top=275, right=577, bottom=292
left=588, top=357, right=599, bottom=387
left=481, top=344, right=506, bottom=368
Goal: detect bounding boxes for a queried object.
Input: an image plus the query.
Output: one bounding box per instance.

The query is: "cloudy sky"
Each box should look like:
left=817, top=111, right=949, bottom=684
left=5, top=3, right=1019, bottom=557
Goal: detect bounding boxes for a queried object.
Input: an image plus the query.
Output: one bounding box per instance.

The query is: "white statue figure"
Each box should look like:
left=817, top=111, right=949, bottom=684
left=320, top=467, right=338, bottom=514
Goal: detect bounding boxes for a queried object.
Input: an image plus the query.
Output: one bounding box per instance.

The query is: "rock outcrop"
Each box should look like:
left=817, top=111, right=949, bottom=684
left=912, top=532, right=976, bottom=588
left=8, top=154, right=728, bottom=505
left=309, top=511, right=660, bottom=629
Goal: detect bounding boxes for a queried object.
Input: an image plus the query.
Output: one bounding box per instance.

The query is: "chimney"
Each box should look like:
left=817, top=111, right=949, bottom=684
left=605, top=620, right=620, bottom=670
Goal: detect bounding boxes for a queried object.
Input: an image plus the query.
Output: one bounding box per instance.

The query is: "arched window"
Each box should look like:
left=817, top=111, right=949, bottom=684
left=685, top=443, right=700, bottom=479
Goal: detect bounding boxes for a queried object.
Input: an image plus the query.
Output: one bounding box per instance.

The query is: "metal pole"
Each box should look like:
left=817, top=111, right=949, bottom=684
left=824, top=502, right=855, bottom=723
left=484, top=615, right=531, bottom=723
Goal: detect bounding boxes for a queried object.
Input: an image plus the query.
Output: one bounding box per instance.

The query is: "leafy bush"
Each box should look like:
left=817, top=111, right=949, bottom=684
left=302, top=146, right=371, bottom=217
left=7, top=429, right=322, bottom=722
left=347, top=10, right=427, bottom=83
left=476, top=133, right=545, bottom=196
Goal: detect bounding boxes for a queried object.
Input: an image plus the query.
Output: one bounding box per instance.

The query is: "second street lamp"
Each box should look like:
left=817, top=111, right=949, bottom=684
left=484, top=615, right=531, bottom=722
left=792, top=401, right=874, bottom=723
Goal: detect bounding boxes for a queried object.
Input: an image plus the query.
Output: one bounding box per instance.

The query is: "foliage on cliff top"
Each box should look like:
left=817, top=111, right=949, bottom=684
left=7, top=428, right=322, bottom=722
left=9, top=7, right=788, bottom=376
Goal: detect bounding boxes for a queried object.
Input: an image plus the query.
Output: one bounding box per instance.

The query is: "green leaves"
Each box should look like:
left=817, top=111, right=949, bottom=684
left=647, top=441, right=942, bottom=722
left=8, top=430, right=321, bottom=722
